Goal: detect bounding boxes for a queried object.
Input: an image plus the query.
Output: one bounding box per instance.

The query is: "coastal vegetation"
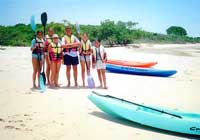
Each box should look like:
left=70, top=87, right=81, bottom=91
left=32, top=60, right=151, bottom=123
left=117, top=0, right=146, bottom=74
left=0, top=19, right=200, bottom=46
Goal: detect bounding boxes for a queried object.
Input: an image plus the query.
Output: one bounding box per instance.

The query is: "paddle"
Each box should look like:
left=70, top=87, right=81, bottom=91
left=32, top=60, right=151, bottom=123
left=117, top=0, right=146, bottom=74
left=92, top=91, right=182, bottom=119
left=31, top=15, right=45, bottom=92
left=30, top=16, right=36, bottom=34
left=75, top=22, right=95, bottom=88
left=40, top=12, right=48, bottom=91
left=75, top=22, right=81, bottom=41
left=84, top=55, right=95, bottom=88
left=31, top=16, right=42, bottom=89
left=75, top=22, right=80, bottom=34
left=30, top=15, right=37, bottom=46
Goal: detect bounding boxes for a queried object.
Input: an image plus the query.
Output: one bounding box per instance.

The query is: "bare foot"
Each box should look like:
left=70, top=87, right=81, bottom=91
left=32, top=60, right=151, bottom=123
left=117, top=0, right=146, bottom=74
left=55, top=84, right=60, bottom=87
left=46, top=82, right=50, bottom=86
left=67, top=82, right=71, bottom=87
left=31, top=87, right=36, bottom=90
left=75, top=82, right=78, bottom=87
left=50, top=83, right=55, bottom=88
left=98, top=85, right=103, bottom=88
left=104, top=86, right=108, bottom=89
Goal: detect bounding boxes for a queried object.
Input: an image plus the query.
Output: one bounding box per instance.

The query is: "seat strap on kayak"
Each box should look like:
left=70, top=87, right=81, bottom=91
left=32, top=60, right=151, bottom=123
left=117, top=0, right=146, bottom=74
left=92, top=91, right=182, bottom=119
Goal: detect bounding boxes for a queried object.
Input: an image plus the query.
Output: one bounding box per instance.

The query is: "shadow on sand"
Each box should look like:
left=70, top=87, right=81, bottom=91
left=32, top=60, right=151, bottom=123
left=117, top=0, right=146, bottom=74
left=89, top=111, right=200, bottom=139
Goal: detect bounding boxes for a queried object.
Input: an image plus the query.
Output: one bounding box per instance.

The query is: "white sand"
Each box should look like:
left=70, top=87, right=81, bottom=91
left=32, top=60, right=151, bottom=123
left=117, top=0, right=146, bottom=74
left=0, top=44, right=200, bottom=140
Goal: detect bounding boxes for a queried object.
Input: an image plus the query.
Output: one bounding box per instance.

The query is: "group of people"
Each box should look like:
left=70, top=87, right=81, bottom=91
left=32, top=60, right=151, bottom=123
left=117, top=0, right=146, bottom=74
left=31, top=26, right=108, bottom=89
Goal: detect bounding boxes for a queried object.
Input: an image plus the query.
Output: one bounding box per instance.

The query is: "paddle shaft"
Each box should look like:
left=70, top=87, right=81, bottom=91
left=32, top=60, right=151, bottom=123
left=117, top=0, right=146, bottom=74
left=75, top=22, right=89, bottom=71
left=41, top=12, right=47, bottom=73
left=84, top=55, right=90, bottom=74
left=42, top=25, right=45, bottom=73
left=37, top=43, right=41, bottom=71
left=92, top=91, right=182, bottom=119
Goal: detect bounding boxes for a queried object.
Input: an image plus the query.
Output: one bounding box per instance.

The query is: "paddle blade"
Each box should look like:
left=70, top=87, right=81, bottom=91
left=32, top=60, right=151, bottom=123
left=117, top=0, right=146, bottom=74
left=41, top=72, right=46, bottom=85
left=30, top=15, right=36, bottom=31
left=40, top=73, right=45, bottom=93
left=87, top=74, right=95, bottom=88
left=75, top=22, right=80, bottom=34
left=41, top=12, right=47, bottom=26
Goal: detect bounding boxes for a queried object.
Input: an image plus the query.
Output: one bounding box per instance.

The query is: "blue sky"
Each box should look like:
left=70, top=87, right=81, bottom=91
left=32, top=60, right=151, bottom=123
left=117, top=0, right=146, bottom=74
left=0, top=0, right=200, bottom=37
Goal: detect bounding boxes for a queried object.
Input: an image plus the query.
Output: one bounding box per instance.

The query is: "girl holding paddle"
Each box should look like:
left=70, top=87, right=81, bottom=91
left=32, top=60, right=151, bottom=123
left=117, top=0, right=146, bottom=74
left=79, top=33, right=92, bottom=87
left=31, top=30, right=45, bottom=89
left=92, top=39, right=108, bottom=89
left=48, top=34, right=62, bottom=88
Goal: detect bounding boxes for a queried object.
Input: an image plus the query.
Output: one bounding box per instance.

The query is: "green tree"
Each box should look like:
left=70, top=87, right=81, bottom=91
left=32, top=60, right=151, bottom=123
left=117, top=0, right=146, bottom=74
left=126, top=21, right=138, bottom=30
left=166, top=26, right=187, bottom=36
left=99, top=19, right=117, bottom=46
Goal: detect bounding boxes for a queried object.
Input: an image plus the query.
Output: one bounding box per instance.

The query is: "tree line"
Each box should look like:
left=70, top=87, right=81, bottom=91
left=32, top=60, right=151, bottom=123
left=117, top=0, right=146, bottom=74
left=0, top=19, right=200, bottom=47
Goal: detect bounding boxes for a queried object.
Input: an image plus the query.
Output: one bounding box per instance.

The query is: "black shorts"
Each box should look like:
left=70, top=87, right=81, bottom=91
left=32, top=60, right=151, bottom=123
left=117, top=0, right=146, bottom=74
left=63, top=55, right=79, bottom=66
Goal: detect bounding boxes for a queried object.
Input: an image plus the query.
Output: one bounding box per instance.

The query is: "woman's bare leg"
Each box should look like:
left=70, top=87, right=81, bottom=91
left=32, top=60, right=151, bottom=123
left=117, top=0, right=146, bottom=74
left=97, top=69, right=102, bottom=88
left=73, top=65, right=78, bottom=86
left=101, top=69, right=107, bottom=89
left=45, top=55, right=51, bottom=85
left=50, top=62, right=56, bottom=87
left=55, top=61, right=61, bottom=87
left=80, top=60, right=86, bottom=86
left=32, top=58, right=38, bottom=88
left=66, top=66, right=71, bottom=87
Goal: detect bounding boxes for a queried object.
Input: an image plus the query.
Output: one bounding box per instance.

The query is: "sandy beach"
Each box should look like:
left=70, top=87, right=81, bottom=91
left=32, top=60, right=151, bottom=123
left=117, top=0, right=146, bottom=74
left=0, top=44, right=200, bottom=140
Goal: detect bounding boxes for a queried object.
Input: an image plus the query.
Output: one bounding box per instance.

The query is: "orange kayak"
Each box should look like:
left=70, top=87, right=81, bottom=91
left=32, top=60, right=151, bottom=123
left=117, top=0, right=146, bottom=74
left=106, top=60, right=157, bottom=68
